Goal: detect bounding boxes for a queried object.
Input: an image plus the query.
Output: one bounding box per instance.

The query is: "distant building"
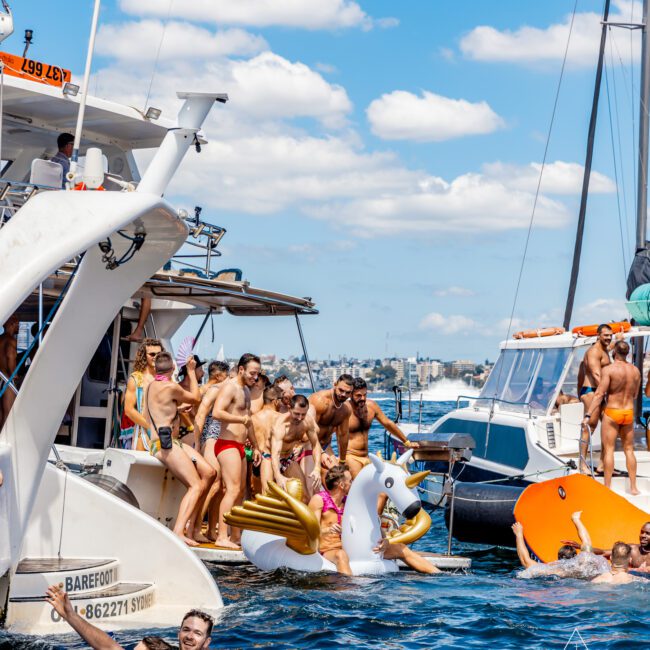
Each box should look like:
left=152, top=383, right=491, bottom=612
left=416, top=360, right=442, bottom=385
left=451, top=359, right=475, bottom=376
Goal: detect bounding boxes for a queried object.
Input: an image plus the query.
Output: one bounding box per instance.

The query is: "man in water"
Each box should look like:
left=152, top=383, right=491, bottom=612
left=46, top=583, right=212, bottom=649
left=121, top=338, right=163, bottom=451
left=271, top=394, right=322, bottom=498
left=212, top=353, right=262, bottom=549
left=308, top=465, right=438, bottom=576
left=592, top=542, right=638, bottom=584
left=565, top=521, right=650, bottom=569
left=252, top=385, right=283, bottom=492
left=272, top=374, right=296, bottom=413
left=0, top=314, right=18, bottom=429
left=346, top=378, right=417, bottom=478
left=146, top=352, right=215, bottom=546
left=307, top=374, right=353, bottom=473
left=578, top=324, right=613, bottom=473
left=583, top=340, right=641, bottom=494
left=512, top=511, right=609, bottom=579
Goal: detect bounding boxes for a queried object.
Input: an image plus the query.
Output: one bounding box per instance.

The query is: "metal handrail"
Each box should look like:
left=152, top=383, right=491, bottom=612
left=458, top=394, right=532, bottom=417
left=0, top=369, right=18, bottom=394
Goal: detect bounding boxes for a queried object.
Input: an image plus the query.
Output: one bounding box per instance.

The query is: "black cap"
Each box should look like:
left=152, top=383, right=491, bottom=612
left=178, top=354, right=205, bottom=379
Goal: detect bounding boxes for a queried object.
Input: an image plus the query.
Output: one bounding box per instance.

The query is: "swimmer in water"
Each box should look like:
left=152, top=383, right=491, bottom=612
left=591, top=542, right=639, bottom=584
left=512, top=511, right=608, bottom=579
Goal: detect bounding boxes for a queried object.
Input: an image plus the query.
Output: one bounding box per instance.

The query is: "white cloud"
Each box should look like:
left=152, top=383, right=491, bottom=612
left=94, top=51, right=352, bottom=128
left=419, top=312, right=479, bottom=335
left=434, top=286, right=475, bottom=297
left=118, top=0, right=396, bottom=31
left=574, top=298, right=629, bottom=324
left=96, top=21, right=267, bottom=61
left=460, top=1, right=641, bottom=67
left=482, top=161, right=615, bottom=195
left=367, top=90, right=504, bottom=142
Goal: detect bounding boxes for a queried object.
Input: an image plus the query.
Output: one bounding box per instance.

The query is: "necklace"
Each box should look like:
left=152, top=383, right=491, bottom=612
left=332, top=389, right=344, bottom=409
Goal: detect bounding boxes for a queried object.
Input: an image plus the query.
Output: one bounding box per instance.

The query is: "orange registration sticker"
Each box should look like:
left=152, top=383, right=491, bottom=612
left=0, top=51, right=71, bottom=87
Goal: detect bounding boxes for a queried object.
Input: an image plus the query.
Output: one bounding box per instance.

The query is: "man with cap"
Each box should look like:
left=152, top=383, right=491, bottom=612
left=51, top=132, right=74, bottom=187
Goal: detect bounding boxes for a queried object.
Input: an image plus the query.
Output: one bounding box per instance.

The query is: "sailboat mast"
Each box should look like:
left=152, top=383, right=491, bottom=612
left=563, top=0, right=611, bottom=330
left=634, top=0, right=650, bottom=420
left=637, top=0, right=650, bottom=251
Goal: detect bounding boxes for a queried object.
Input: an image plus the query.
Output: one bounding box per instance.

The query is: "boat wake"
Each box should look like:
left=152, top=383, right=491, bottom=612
left=415, top=379, right=479, bottom=402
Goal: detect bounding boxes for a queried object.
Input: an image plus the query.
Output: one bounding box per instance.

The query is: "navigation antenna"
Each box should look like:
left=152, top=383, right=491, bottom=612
left=68, top=0, right=102, bottom=184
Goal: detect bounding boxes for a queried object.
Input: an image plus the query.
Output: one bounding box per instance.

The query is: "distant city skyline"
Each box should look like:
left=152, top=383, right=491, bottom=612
left=17, top=0, right=639, bottom=360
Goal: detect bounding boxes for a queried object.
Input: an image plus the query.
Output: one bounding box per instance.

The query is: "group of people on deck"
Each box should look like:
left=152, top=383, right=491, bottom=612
left=577, top=324, right=648, bottom=494
left=120, top=338, right=435, bottom=574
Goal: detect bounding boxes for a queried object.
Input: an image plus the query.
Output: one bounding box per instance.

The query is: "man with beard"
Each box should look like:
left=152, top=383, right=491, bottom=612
left=212, top=353, right=262, bottom=549
left=346, top=378, right=418, bottom=478
left=272, top=374, right=296, bottom=413
left=307, top=374, right=353, bottom=472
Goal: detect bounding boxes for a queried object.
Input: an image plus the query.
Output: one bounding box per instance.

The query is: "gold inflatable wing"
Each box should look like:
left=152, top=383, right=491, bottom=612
left=224, top=479, right=321, bottom=555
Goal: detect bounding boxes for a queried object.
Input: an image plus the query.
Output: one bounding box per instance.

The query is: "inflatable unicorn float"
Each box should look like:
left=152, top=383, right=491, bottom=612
left=225, top=449, right=432, bottom=575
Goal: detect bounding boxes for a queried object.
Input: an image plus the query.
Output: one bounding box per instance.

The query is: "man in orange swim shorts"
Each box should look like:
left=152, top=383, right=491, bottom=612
left=583, top=340, right=640, bottom=495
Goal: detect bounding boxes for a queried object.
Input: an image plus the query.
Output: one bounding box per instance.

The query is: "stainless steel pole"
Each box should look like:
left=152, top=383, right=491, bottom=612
left=294, top=312, right=316, bottom=392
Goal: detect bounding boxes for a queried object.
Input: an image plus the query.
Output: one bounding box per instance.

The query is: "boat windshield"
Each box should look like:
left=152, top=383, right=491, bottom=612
left=478, top=347, right=572, bottom=414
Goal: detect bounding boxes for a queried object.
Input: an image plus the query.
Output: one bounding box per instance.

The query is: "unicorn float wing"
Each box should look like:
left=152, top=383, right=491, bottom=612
left=224, top=480, right=334, bottom=572
left=225, top=451, right=432, bottom=575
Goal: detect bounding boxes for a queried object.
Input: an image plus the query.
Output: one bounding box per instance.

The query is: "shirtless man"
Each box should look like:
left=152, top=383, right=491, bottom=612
left=177, top=355, right=206, bottom=443
left=252, top=385, right=282, bottom=492
left=250, top=373, right=270, bottom=415
left=145, top=352, right=215, bottom=546
left=592, top=542, right=638, bottom=584
left=578, top=325, right=613, bottom=472
left=193, top=360, right=229, bottom=541
left=271, top=394, right=322, bottom=499
left=272, top=374, right=296, bottom=413
left=583, top=340, right=640, bottom=494
left=0, top=315, right=18, bottom=428
left=513, top=512, right=609, bottom=580
left=212, top=353, right=262, bottom=549
left=564, top=521, right=650, bottom=570
left=346, top=378, right=417, bottom=478
left=307, top=374, right=353, bottom=477
left=121, top=338, right=163, bottom=451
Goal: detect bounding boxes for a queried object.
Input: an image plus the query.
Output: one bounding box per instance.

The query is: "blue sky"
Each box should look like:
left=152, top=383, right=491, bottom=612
left=9, top=0, right=645, bottom=362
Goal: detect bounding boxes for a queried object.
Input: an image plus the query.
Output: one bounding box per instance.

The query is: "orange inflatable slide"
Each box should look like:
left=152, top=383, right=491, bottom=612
left=514, top=474, right=649, bottom=563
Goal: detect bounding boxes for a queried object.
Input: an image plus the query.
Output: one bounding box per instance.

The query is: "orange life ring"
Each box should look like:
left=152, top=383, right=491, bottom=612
left=513, top=327, right=565, bottom=339
left=73, top=182, right=105, bottom=191
left=571, top=321, right=630, bottom=337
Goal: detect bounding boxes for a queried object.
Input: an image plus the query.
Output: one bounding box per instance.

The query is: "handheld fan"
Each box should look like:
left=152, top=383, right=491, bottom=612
left=175, top=335, right=195, bottom=369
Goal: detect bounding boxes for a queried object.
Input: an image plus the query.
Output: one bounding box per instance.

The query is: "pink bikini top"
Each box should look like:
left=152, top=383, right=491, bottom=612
left=318, top=489, right=346, bottom=524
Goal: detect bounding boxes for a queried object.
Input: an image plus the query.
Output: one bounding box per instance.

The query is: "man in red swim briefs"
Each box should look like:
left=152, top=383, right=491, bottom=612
left=583, top=340, right=640, bottom=495
left=212, top=353, right=262, bottom=549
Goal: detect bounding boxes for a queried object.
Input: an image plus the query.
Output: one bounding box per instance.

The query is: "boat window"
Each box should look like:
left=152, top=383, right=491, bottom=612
left=478, top=350, right=517, bottom=402
left=560, top=347, right=587, bottom=400
left=479, top=347, right=573, bottom=413
left=528, top=347, right=573, bottom=414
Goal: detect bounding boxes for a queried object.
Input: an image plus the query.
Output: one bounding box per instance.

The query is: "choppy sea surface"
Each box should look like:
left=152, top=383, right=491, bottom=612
left=2, top=395, right=650, bottom=649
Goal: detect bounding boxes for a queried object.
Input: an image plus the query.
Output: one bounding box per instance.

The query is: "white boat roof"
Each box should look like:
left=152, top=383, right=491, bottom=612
left=1, top=74, right=172, bottom=151
left=499, top=326, right=650, bottom=350
left=23, top=267, right=318, bottom=318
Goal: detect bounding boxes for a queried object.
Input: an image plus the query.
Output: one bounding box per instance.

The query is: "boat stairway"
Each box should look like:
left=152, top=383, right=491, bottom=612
left=9, top=557, right=155, bottom=628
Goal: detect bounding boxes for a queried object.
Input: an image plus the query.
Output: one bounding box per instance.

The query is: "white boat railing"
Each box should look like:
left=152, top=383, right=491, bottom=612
left=0, top=179, right=60, bottom=229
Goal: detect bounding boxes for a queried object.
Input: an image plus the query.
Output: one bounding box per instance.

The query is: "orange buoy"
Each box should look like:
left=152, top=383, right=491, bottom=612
left=571, top=321, right=630, bottom=337
left=513, top=474, right=648, bottom=563
left=73, top=182, right=105, bottom=191
left=513, top=327, right=565, bottom=339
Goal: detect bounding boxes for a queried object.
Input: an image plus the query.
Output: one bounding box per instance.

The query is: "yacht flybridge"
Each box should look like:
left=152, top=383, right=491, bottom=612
left=0, top=20, right=316, bottom=635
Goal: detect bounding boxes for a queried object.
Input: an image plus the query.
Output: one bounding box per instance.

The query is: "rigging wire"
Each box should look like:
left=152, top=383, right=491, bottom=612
left=607, top=36, right=633, bottom=262
left=143, top=0, right=174, bottom=112
left=603, top=45, right=630, bottom=279
left=495, top=0, right=579, bottom=393
left=630, top=0, right=638, bottom=217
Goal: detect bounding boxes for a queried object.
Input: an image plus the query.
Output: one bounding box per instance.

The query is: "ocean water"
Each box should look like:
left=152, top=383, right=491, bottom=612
left=3, top=396, right=650, bottom=649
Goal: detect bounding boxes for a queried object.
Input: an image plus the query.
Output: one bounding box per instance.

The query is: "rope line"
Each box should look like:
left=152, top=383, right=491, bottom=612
left=143, top=0, right=174, bottom=111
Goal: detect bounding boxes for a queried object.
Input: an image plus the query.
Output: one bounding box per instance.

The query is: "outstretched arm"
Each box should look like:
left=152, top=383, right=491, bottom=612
left=512, top=522, right=537, bottom=569
left=336, top=405, right=350, bottom=462
left=373, top=403, right=418, bottom=447
left=270, top=420, right=287, bottom=488
left=571, top=511, right=592, bottom=552
left=46, top=585, right=123, bottom=650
